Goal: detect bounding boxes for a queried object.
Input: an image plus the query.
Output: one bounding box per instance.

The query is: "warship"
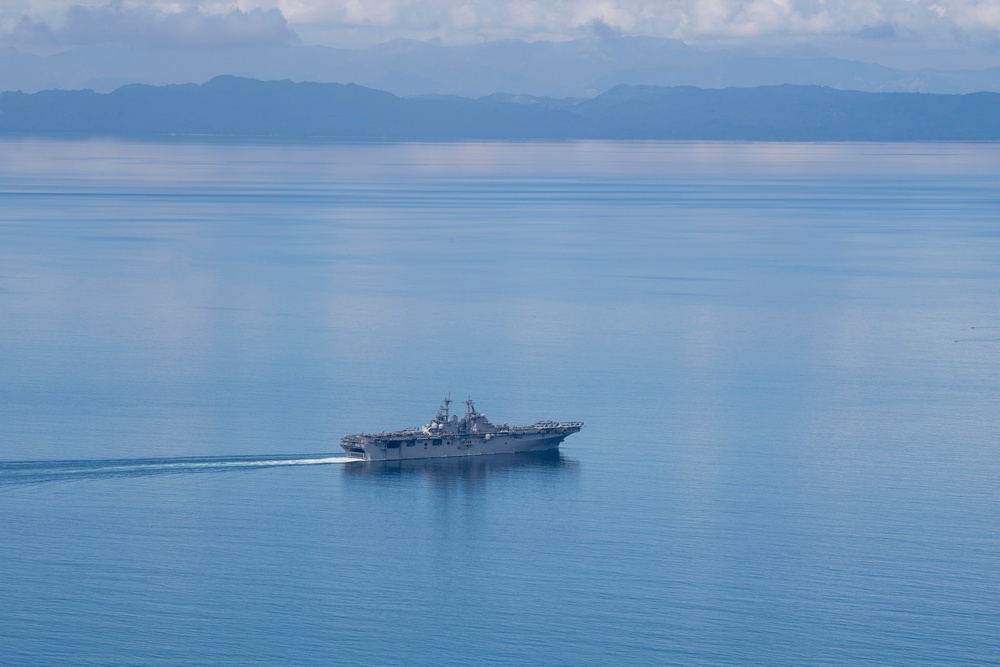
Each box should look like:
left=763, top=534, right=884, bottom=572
left=340, top=396, right=583, bottom=461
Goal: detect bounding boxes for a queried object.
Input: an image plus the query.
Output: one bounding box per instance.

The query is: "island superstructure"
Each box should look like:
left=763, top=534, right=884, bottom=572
left=341, top=396, right=583, bottom=461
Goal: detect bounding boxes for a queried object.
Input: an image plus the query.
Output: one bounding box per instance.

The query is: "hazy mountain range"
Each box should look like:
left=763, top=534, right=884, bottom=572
left=3, top=37, right=1000, bottom=98
left=2, top=76, right=999, bottom=141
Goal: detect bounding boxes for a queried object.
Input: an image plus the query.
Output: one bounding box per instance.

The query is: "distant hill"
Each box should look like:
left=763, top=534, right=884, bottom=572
left=2, top=76, right=999, bottom=141
left=3, top=38, right=1000, bottom=98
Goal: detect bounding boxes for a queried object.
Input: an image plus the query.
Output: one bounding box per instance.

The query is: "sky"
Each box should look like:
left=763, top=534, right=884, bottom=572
left=1, top=0, right=999, bottom=68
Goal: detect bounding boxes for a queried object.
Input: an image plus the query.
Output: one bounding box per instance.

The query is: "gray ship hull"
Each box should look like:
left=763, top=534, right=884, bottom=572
left=340, top=397, right=583, bottom=462
left=342, top=430, right=576, bottom=462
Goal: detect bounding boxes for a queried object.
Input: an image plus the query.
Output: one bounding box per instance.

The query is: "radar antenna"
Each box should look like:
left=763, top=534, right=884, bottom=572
left=465, top=397, right=476, bottom=416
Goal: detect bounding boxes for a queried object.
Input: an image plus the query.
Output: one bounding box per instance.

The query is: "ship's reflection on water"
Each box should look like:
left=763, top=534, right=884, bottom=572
left=341, top=449, right=579, bottom=492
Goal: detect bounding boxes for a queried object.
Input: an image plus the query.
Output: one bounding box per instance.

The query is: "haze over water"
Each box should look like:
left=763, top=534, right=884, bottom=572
left=1, top=139, right=998, bottom=665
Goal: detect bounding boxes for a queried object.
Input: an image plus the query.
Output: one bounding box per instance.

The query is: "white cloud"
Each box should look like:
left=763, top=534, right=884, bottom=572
left=268, top=0, right=1000, bottom=43
left=3, top=0, right=299, bottom=49
left=948, top=0, right=1000, bottom=30
left=2, top=0, right=999, bottom=51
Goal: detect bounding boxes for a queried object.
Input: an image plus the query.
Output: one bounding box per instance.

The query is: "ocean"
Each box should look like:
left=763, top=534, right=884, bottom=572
left=1, top=139, right=998, bottom=665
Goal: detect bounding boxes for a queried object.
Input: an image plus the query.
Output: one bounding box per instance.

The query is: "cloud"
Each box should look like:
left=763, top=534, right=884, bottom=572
left=268, top=0, right=1000, bottom=43
left=5, top=1, right=299, bottom=49
left=946, top=0, right=1000, bottom=31
left=588, top=18, right=624, bottom=40
left=3, top=0, right=1000, bottom=51
left=858, top=22, right=898, bottom=40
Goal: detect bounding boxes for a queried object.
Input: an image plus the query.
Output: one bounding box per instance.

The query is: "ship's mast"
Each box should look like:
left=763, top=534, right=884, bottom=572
left=465, top=397, right=476, bottom=416
left=441, top=393, right=452, bottom=421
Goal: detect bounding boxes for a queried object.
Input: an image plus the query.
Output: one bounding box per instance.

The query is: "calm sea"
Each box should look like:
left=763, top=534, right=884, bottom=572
left=1, top=140, right=998, bottom=665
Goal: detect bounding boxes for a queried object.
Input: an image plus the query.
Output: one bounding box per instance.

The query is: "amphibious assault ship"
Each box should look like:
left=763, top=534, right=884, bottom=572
left=341, top=396, right=583, bottom=461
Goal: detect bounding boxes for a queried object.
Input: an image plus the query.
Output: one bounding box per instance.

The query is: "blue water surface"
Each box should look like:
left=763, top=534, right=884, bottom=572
left=1, top=140, right=998, bottom=665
